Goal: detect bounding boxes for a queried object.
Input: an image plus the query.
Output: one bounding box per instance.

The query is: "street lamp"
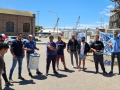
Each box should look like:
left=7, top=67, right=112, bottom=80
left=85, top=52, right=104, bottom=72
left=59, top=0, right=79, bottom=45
left=37, top=11, right=40, bottom=35
left=49, top=11, right=59, bottom=36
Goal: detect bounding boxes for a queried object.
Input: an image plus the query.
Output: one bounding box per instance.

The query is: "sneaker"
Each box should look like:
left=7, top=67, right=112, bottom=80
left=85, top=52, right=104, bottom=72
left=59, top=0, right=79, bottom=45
left=18, top=75, right=25, bottom=80
left=29, top=72, right=33, bottom=77
left=64, top=68, right=69, bottom=70
left=45, top=73, right=48, bottom=76
left=5, top=82, right=13, bottom=86
left=72, top=65, right=74, bottom=68
left=56, top=68, right=59, bottom=71
left=103, top=72, right=108, bottom=75
left=36, top=71, right=42, bottom=75
left=95, top=71, right=99, bottom=74
left=109, top=71, right=113, bottom=74
left=53, top=71, right=58, bottom=74
left=9, top=78, right=14, bottom=83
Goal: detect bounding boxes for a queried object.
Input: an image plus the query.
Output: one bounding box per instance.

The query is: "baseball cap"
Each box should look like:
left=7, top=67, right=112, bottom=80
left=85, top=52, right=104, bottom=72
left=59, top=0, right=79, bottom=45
left=1, top=34, right=7, bottom=38
left=58, top=35, right=62, bottom=38
left=28, top=35, right=33, bottom=37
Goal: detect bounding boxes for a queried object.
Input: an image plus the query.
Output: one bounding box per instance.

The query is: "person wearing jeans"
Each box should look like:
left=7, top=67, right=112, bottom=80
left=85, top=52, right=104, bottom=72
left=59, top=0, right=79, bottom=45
left=9, top=33, right=25, bottom=83
left=24, top=35, right=42, bottom=77
left=107, top=31, right=120, bottom=74
left=67, top=35, right=78, bottom=68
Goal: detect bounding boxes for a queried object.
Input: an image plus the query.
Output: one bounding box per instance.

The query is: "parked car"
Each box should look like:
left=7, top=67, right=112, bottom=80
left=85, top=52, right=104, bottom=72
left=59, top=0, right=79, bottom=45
left=39, top=34, right=48, bottom=38
left=4, top=36, right=28, bottom=45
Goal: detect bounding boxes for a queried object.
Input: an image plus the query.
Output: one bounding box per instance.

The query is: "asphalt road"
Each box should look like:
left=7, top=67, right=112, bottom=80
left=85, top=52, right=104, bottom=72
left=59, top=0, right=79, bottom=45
left=1, top=38, right=120, bottom=90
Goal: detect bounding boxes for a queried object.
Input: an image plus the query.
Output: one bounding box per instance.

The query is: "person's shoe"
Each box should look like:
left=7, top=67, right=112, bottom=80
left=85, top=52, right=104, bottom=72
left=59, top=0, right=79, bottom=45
left=57, top=68, right=59, bottom=71
left=119, top=72, right=120, bottom=75
left=29, top=72, right=33, bottom=77
left=9, top=78, right=14, bottom=83
left=109, top=71, right=113, bottom=74
left=95, top=71, right=99, bottom=74
left=53, top=71, right=58, bottom=74
left=72, top=65, right=74, bottom=68
left=36, top=71, right=42, bottom=75
left=103, top=72, right=108, bottom=75
left=5, top=82, right=13, bottom=86
left=18, top=75, right=25, bottom=80
left=45, top=73, right=48, bottom=76
left=64, top=68, right=69, bottom=70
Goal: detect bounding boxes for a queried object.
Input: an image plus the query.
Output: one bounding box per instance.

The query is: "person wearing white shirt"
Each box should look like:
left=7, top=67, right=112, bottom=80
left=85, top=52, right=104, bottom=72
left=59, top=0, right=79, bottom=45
left=77, top=37, right=90, bottom=71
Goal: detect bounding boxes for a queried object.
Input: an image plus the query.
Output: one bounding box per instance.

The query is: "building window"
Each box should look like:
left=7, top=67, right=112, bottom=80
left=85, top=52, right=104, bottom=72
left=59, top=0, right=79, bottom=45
left=6, top=22, right=14, bottom=32
left=23, top=23, right=30, bottom=32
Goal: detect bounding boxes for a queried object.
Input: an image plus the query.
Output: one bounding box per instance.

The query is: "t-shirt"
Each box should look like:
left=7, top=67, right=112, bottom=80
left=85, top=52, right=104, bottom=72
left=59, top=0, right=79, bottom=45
left=91, top=41, right=104, bottom=54
left=11, top=39, right=23, bottom=56
left=46, top=41, right=57, bottom=55
left=0, top=55, right=4, bottom=90
left=56, top=40, right=66, bottom=55
left=80, top=42, right=85, bottom=55
left=108, top=38, right=120, bottom=53
left=24, top=40, right=36, bottom=54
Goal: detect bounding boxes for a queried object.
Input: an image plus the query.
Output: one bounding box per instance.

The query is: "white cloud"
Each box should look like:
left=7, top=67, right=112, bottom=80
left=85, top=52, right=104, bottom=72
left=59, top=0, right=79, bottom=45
left=104, top=13, right=110, bottom=16
left=100, top=11, right=106, bottom=14
left=107, top=5, right=114, bottom=9
left=104, top=9, right=110, bottom=11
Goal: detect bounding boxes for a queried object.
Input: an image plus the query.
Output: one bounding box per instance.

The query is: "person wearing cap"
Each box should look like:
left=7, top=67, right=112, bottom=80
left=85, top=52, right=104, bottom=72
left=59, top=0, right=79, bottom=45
left=67, top=34, right=78, bottom=68
left=46, top=35, right=58, bottom=76
left=9, top=33, right=25, bottom=83
left=0, top=34, right=12, bottom=86
left=24, top=35, right=42, bottom=77
left=56, top=35, right=69, bottom=71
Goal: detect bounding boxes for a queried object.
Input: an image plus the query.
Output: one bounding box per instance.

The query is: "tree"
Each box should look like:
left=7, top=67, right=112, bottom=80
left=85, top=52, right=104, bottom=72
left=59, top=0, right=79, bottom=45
left=35, top=26, right=43, bottom=32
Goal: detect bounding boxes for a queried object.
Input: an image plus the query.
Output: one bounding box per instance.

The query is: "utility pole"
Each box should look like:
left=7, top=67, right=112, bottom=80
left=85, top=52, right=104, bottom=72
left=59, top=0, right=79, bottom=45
left=37, top=11, right=40, bottom=35
left=101, top=18, right=103, bottom=29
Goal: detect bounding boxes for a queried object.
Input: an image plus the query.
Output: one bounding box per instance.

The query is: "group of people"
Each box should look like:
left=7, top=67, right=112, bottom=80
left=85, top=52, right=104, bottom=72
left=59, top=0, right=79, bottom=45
left=0, top=31, right=120, bottom=90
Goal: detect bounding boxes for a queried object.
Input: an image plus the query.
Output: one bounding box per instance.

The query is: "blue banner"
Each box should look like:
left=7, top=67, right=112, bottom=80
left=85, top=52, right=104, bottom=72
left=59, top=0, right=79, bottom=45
left=77, top=33, right=85, bottom=41
left=100, top=32, right=120, bottom=55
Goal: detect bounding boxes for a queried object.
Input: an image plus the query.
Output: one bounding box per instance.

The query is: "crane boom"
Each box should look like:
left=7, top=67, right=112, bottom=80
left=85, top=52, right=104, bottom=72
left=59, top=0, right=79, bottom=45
left=75, top=16, right=80, bottom=30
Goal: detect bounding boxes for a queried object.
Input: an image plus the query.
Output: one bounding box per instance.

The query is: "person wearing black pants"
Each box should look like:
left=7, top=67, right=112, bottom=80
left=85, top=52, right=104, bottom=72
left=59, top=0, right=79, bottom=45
left=91, top=35, right=107, bottom=74
left=46, top=36, right=58, bottom=76
left=107, top=31, right=120, bottom=74
left=0, top=34, right=12, bottom=86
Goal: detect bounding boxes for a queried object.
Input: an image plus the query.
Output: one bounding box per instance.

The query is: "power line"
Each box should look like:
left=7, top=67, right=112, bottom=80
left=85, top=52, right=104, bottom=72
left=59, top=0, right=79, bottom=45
left=93, top=0, right=105, bottom=27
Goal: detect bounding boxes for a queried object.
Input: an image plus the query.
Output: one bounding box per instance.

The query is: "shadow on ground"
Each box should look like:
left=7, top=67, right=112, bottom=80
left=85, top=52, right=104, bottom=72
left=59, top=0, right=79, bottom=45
left=85, top=70, right=116, bottom=77
left=49, top=73, right=67, bottom=78
left=14, top=79, right=36, bottom=85
left=3, top=87, right=15, bottom=90
left=59, top=69, right=75, bottom=73
left=31, top=75, right=47, bottom=80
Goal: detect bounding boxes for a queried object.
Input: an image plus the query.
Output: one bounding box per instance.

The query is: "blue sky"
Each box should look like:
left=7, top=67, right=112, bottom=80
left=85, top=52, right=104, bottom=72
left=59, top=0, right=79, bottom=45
left=0, top=0, right=115, bottom=29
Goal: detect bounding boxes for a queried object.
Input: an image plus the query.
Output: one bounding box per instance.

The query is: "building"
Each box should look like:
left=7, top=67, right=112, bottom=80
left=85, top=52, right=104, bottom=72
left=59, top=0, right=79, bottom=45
left=108, top=0, right=120, bottom=33
left=0, top=8, right=35, bottom=36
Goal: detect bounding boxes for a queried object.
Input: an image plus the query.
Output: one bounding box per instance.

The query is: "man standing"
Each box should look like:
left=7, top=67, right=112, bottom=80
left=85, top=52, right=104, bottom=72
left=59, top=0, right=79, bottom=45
left=67, top=35, right=78, bottom=68
left=77, top=37, right=90, bottom=71
left=9, top=33, right=25, bottom=83
left=0, top=34, right=12, bottom=86
left=0, top=43, right=9, bottom=90
left=46, top=36, right=58, bottom=76
left=56, top=35, right=68, bottom=71
left=107, top=31, right=120, bottom=74
left=91, top=35, right=107, bottom=74
left=24, top=35, right=42, bottom=77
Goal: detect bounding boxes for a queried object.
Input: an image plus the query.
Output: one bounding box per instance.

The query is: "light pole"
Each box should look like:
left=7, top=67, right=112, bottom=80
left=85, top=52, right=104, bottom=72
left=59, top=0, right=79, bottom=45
left=49, top=11, right=59, bottom=36
left=37, top=11, right=40, bottom=35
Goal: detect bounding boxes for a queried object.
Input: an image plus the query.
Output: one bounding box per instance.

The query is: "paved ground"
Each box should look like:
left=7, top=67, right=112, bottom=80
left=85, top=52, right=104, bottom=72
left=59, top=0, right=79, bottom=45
left=1, top=38, right=120, bottom=90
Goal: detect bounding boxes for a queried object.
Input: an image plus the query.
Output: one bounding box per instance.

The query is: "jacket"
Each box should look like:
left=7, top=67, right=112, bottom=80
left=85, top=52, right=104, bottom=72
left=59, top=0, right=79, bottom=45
left=67, top=39, right=78, bottom=52
left=77, top=41, right=90, bottom=55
